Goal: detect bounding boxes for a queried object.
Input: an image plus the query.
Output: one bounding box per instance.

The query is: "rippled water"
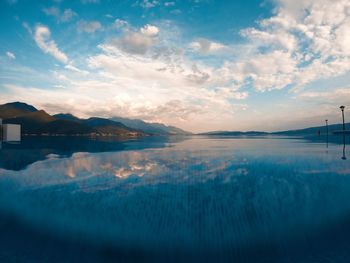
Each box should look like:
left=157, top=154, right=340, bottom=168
left=0, top=136, right=349, bottom=262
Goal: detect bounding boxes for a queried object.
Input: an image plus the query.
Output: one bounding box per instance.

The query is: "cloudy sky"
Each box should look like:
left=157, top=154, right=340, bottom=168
left=0, top=0, right=350, bottom=132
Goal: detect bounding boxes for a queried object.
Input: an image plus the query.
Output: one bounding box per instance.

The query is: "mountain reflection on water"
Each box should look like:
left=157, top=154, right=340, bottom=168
left=0, top=136, right=349, bottom=262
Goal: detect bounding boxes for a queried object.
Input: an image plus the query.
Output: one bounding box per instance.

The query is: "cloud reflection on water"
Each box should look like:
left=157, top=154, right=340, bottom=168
left=0, top=137, right=349, bottom=257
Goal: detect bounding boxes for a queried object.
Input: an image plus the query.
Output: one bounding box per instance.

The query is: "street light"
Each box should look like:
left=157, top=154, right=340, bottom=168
left=340, top=106, right=345, bottom=132
left=325, top=119, right=329, bottom=149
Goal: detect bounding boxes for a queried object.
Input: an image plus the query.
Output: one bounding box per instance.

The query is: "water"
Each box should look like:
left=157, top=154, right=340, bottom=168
left=0, top=135, right=349, bottom=262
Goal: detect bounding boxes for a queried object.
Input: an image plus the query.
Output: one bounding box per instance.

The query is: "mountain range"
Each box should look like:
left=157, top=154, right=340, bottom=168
left=1, top=101, right=348, bottom=137
left=0, top=102, right=190, bottom=136
left=200, top=122, right=350, bottom=136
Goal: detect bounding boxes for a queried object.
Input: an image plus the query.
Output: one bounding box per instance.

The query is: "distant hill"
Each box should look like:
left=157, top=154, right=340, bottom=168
left=0, top=102, right=37, bottom=119
left=0, top=102, right=142, bottom=136
left=52, top=114, right=137, bottom=135
left=0, top=102, right=189, bottom=136
left=201, top=123, right=350, bottom=136
left=53, top=113, right=191, bottom=135
left=272, top=123, right=350, bottom=135
left=54, top=113, right=191, bottom=135
left=111, top=117, right=190, bottom=135
left=52, top=113, right=80, bottom=122
left=200, top=131, right=268, bottom=136
left=4, top=110, right=55, bottom=134
left=82, top=117, right=141, bottom=136
left=2, top=102, right=348, bottom=137
left=37, top=120, right=96, bottom=135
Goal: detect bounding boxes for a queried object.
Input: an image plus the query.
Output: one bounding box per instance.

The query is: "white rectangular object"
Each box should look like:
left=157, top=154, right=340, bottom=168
left=2, top=124, right=21, bottom=142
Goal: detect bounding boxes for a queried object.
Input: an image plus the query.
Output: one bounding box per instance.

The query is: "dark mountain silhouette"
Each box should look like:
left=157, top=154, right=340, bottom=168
left=83, top=117, right=122, bottom=127
left=4, top=110, right=55, bottom=133
left=200, top=131, right=268, bottom=136
left=0, top=102, right=37, bottom=119
left=272, top=123, right=350, bottom=135
left=82, top=117, right=141, bottom=136
left=111, top=117, right=190, bottom=135
left=52, top=113, right=80, bottom=122
left=201, top=122, right=350, bottom=136
left=52, top=115, right=142, bottom=135
left=55, top=113, right=190, bottom=135
left=37, top=120, right=96, bottom=134
left=4, top=110, right=96, bottom=135
left=0, top=102, right=142, bottom=136
left=4, top=102, right=38, bottom=112
left=1, top=102, right=190, bottom=136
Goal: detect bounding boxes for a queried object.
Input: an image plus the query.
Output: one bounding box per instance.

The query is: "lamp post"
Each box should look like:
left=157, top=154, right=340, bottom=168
left=340, top=106, right=345, bottom=132
left=0, top=118, right=2, bottom=141
left=340, top=106, right=347, bottom=160
left=325, top=119, right=329, bottom=149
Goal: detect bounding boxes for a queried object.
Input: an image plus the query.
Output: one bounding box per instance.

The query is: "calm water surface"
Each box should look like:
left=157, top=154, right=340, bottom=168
left=0, top=136, right=349, bottom=262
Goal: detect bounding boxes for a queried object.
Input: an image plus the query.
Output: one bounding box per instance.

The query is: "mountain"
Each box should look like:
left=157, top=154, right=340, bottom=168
left=37, top=120, right=96, bottom=135
left=4, top=110, right=55, bottom=133
left=201, top=123, right=350, bottom=136
left=1, top=101, right=189, bottom=136
left=53, top=113, right=190, bottom=135
left=0, top=102, right=142, bottom=136
left=82, top=117, right=141, bottom=136
left=4, top=102, right=38, bottom=112
left=111, top=117, right=190, bottom=135
left=272, top=123, right=350, bottom=135
left=200, top=131, right=268, bottom=136
left=52, top=113, right=81, bottom=122
left=0, top=102, right=37, bottom=119
left=4, top=110, right=97, bottom=135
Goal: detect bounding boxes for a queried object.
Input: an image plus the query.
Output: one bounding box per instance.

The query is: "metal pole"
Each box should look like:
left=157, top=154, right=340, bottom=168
left=325, top=119, right=328, bottom=148
left=340, top=106, right=345, bottom=132
left=0, top=118, right=2, bottom=141
left=342, top=134, right=346, bottom=160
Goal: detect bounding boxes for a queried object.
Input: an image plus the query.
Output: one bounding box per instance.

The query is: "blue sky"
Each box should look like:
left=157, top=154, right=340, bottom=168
left=0, top=0, right=350, bottom=132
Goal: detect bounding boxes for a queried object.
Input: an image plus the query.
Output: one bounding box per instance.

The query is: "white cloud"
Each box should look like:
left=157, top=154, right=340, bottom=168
left=215, top=0, right=350, bottom=93
left=240, top=27, right=296, bottom=52
left=0, top=37, right=245, bottom=132
left=43, top=7, right=60, bottom=17
left=22, top=22, right=32, bottom=34
left=140, top=24, right=159, bottom=37
left=6, top=51, right=16, bottom=60
left=170, top=9, right=182, bottom=15
left=112, top=24, right=159, bottom=54
left=82, top=44, right=246, bottom=123
left=164, top=2, right=175, bottom=7
left=64, top=64, right=89, bottom=75
left=81, top=0, right=100, bottom=3
left=112, top=19, right=128, bottom=30
left=190, top=38, right=227, bottom=54
left=34, top=25, right=69, bottom=64
left=77, top=20, right=102, bottom=33
left=299, top=87, right=350, bottom=103
left=43, top=7, right=77, bottom=23
left=61, top=9, right=77, bottom=22
left=137, top=0, right=160, bottom=9
left=5, top=0, right=350, bottom=132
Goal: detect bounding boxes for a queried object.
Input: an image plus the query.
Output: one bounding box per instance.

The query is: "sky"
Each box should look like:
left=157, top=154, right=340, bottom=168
left=0, top=0, right=350, bottom=133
